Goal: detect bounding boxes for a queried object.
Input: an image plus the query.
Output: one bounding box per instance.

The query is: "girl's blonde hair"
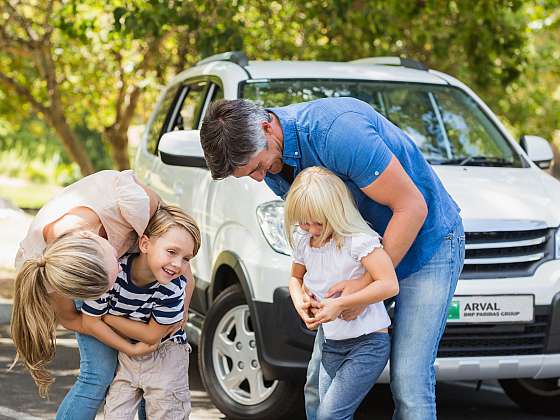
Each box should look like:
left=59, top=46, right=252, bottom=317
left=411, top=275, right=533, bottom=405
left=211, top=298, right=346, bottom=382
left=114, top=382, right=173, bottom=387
left=11, top=233, right=109, bottom=397
left=144, top=204, right=201, bottom=256
left=284, top=166, right=376, bottom=248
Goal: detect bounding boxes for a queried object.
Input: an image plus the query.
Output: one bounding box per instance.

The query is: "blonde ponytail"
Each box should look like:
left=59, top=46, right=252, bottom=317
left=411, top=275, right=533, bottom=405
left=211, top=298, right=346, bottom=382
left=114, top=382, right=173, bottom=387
left=11, top=233, right=109, bottom=397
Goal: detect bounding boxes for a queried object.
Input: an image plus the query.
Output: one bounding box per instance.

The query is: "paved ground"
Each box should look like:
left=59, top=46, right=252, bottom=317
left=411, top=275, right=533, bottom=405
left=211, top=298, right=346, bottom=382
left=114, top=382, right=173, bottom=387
left=0, top=323, right=553, bottom=420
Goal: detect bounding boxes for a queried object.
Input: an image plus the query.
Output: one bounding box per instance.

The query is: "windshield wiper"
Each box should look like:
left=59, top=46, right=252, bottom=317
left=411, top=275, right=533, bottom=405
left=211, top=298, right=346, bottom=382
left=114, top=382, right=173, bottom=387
left=432, top=156, right=514, bottom=167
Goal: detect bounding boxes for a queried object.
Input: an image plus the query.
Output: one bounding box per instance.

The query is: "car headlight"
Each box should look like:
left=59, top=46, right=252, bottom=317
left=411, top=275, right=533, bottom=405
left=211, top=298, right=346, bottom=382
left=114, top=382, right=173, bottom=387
left=556, top=227, right=560, bottom=259
left=256, top=201, right=291, bottom=255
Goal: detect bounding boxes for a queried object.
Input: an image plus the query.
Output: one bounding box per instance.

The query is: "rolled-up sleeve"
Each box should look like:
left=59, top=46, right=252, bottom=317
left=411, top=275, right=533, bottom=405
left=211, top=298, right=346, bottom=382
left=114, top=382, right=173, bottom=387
left=322, top=112, right=393, bottom=188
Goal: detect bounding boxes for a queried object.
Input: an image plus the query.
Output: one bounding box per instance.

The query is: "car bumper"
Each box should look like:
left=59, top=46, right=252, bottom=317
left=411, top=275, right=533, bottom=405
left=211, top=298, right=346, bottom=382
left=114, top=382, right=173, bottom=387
left=255, top=288, right=560, bottom=383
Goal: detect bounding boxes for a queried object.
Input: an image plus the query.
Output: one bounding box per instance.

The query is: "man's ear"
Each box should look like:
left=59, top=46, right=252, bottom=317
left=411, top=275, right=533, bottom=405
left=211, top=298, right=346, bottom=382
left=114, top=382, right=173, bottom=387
left=261, top=120, right=273, bottom=135
left=138, top=235, right=150, bottom=253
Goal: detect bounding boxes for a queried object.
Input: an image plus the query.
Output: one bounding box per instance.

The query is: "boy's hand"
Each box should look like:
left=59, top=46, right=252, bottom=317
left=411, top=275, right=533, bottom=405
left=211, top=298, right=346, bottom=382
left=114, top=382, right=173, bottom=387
left=130, top=341, right=158, bottom=356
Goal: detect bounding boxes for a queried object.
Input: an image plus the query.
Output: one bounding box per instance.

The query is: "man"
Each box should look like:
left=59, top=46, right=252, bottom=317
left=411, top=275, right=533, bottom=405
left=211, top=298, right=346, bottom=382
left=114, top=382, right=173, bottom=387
left=200, top=97, right=465, bottom=420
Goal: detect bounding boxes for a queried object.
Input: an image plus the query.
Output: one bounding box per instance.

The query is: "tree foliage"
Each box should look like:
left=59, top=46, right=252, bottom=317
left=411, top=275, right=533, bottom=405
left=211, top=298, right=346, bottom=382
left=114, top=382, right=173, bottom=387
left=0, top=0, right=558, bottom=178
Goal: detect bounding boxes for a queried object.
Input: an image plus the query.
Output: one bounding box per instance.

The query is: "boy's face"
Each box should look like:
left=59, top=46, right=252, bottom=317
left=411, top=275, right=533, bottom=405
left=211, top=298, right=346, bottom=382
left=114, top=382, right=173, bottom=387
left=139, top=226, right=195, bottom=285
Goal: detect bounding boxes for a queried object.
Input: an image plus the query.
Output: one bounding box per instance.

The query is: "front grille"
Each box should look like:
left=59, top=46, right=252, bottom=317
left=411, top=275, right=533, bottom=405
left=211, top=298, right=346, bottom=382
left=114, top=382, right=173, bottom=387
left=461, top=228, right=555, bottom=279
left=437, top=311, right=549, bottom=358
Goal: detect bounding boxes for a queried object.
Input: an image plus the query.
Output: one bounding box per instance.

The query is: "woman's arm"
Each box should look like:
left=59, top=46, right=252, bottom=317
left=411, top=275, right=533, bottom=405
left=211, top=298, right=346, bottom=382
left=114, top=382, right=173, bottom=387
left=102, top=315, right=180, bottom=345
left=50, top=293, right=84, bottom=333
left=81, top=314, right=157, bottom=356
left=311, top=248, right=399, bottom=325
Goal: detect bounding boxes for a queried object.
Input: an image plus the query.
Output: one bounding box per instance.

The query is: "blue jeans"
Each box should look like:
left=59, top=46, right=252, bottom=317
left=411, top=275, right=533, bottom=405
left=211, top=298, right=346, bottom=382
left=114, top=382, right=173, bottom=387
left=318, top=332, right=390, bottom=420
left=305, top=221, right=465, bottom=420
left=57, top=301, right=147, bottom=420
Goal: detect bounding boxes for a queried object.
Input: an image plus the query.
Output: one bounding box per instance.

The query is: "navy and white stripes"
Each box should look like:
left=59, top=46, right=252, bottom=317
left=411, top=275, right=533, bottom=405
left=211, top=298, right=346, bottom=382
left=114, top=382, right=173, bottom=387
left=82, top=254, right=187, bottom=344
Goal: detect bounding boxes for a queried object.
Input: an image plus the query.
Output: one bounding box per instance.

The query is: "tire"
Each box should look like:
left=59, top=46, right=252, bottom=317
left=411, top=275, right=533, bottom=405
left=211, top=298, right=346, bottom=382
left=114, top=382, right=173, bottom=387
left=499, top=378, right=560, bottom=416
left=199, top=284, right=302, bottom=420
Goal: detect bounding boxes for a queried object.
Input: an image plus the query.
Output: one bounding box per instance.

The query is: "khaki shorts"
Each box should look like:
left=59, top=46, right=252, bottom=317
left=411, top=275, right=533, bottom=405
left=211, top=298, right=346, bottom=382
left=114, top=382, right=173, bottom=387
left=104, top=340, right=192, bottom=420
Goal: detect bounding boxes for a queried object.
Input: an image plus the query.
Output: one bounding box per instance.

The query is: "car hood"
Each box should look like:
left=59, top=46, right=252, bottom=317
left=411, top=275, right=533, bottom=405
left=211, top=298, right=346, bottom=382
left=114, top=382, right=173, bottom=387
left=432, top=166, right=560, bottom=231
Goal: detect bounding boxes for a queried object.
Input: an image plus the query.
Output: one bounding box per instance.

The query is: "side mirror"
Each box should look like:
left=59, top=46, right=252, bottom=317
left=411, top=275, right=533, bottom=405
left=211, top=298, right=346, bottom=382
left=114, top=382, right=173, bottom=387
left=520, top=135, right=554, bottom=170
left=157, top=130, right=207, bottom=168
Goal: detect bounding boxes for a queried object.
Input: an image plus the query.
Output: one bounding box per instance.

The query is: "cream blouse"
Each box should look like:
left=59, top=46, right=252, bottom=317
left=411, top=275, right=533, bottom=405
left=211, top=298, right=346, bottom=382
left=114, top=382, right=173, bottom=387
left=15, top=170, right=150, bottom=269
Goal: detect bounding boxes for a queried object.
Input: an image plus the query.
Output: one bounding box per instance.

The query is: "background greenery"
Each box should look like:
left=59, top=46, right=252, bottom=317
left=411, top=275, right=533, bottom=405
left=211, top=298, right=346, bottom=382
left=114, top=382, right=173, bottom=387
left=0, top=0, right=559, bottom=206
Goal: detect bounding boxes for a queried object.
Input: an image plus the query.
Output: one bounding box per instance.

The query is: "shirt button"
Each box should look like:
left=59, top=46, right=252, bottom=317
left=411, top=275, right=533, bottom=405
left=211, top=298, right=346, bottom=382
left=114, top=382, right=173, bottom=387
left=374, top=171, right=380, bottom=176
left=295, top=152, right=299, bottom=156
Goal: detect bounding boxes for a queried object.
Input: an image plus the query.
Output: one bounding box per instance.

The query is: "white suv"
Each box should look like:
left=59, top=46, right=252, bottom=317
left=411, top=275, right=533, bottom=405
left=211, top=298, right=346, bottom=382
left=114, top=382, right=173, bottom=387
left=135, top=52, right=560, bottom=419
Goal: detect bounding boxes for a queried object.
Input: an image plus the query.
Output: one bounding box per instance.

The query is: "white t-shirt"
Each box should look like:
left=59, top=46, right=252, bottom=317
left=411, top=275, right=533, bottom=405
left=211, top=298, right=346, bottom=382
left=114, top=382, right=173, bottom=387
left=292, top=229, right=391, bottom=340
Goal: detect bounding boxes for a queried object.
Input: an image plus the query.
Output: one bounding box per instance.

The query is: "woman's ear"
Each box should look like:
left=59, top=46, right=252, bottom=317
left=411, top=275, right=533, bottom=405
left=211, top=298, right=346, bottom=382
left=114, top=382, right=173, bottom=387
left=138, top=235, right=150, bottom=253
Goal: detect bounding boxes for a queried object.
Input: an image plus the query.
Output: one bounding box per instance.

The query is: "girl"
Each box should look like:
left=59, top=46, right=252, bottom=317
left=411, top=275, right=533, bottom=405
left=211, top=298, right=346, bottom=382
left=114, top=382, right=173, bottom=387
left=285, top=166, right=399, bottom=420
left=81, top=204, right=200, bottom=419
left=11, top=169, right=160, bottom=418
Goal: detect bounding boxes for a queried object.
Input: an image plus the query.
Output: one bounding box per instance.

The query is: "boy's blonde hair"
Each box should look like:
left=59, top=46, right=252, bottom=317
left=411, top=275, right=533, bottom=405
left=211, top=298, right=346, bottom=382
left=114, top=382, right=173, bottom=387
left=284, top=166, right=376, bottom=249
left=11, top=233, right=109, bottom=397
left=145, top=204, right=201, bottom=256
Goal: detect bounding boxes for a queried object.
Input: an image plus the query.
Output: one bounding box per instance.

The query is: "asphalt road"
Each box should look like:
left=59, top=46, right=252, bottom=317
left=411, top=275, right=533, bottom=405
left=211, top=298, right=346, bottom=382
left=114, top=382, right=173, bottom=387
left=0, top=323, right=554, bottom=420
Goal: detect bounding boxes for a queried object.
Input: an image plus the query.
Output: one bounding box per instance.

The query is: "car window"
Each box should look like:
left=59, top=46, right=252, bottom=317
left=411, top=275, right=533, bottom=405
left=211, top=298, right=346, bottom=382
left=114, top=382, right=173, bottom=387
left=243, top=80, right=524, bottom=167
left=146, top=84, right=181, bottom=155
left=171, top=81, right=208, bottom=132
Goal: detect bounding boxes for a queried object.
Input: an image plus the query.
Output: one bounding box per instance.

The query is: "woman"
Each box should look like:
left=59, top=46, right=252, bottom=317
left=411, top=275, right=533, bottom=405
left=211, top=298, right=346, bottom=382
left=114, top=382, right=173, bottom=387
left=12, top=169, right=159, bottom=419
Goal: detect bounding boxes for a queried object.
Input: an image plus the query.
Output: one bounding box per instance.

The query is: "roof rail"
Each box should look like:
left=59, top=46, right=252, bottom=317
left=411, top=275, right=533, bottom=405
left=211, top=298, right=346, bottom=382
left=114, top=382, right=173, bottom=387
left=197, top=51, right=249, bottom=68
left=350, top=56, right=428, bottom=71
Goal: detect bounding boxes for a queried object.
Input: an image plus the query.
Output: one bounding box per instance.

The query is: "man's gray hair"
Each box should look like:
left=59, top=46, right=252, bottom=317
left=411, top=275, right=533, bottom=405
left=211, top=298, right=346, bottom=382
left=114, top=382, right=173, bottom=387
left=200, top=99, right=270, bottom=179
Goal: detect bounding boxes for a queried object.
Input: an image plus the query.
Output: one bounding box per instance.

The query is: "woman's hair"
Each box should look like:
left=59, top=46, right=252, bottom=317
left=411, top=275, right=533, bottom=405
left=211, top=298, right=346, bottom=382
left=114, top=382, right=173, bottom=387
left=284, top=166, right=376, bottom=249
left=11, top=233, right=109, bottom=397
left=144, top=204, right=201, bottom=256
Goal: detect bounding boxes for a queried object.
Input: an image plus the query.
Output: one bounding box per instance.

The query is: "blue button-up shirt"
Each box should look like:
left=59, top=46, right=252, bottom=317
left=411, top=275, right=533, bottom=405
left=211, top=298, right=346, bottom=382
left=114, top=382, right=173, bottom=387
left=265, top=97, right=461, bottom=279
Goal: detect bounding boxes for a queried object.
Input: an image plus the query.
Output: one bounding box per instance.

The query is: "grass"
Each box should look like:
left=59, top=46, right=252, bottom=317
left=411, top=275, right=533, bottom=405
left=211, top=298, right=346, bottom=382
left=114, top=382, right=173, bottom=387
left=0, top=177, right=62, bottom=210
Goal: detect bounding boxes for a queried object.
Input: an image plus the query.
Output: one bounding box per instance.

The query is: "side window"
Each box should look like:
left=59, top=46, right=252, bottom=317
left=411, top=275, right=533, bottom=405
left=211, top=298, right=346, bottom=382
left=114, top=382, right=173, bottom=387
left=146, top=85, right=181, bottom=155
left=197, top=83, right=224, bottom=128
left=170, top=81, right=208, bottom=132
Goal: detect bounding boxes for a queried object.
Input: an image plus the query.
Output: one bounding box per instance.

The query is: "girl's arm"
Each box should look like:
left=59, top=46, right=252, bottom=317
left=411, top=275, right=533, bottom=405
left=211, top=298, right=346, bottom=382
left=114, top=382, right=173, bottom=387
left=81, top=314, right=157, bottom=356
left=289, top=263, right=321, bottom=330
left=102, top=315, right=180, bottom=345
left=311, top=248, right=399, bottom=326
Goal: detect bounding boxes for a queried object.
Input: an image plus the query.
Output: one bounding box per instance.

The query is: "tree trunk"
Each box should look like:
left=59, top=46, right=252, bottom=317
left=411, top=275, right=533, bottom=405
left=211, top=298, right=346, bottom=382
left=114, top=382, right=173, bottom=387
left=105, top=127, right=130, bottom=171
left=45, top=108, right=95, bottom=176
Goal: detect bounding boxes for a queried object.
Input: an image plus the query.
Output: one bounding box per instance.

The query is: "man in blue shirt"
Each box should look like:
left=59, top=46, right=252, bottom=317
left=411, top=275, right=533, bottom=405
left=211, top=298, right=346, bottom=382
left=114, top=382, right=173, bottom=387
left=201, top=97, right=465, bottom=420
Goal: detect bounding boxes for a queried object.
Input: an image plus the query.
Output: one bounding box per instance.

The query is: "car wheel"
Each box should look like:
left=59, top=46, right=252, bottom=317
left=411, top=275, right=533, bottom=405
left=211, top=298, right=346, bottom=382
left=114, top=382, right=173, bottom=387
left=499, top=378, right=560, bottom=416
left=199, top=284, right=302, bottom=419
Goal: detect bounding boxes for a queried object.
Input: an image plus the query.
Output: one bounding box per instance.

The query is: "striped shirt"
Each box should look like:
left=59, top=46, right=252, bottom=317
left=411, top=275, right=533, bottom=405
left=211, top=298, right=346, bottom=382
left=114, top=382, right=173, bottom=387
left=82, top=254, right=187, bottom=344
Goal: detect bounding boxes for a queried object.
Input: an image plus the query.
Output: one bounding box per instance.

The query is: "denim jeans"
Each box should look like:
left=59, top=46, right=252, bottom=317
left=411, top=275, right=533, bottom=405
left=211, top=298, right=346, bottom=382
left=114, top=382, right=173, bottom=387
left=305, top=221, right=465, bottom=420
left=56, top=301, right=147, bottom=420
left=318, top=332, right=390, bottom=420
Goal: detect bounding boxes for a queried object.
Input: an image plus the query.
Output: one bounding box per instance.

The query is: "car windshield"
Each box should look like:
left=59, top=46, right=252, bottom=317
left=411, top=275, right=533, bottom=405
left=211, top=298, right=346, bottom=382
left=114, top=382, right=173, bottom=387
left=242, top=80, right=525, bottom=167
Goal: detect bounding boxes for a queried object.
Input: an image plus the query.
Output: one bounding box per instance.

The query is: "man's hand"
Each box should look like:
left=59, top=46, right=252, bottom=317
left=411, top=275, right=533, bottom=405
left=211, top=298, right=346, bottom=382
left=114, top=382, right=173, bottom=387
left=325, top=277, right=369, bottom=321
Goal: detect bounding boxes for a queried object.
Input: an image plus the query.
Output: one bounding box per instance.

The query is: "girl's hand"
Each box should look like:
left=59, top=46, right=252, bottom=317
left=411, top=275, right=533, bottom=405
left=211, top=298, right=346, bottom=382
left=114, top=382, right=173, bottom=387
left=130, top=341, right=158, bottom=356
left=295, top=298, right=322, bottom=330
left=310, top=298, right=344, bottom=328
left=325, top=276, right=370, bottom=321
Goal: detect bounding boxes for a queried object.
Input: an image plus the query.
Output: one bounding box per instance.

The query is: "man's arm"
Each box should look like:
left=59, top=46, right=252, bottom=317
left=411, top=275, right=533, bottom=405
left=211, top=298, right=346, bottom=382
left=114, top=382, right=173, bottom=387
left=360, top=156, right=427, bottom=266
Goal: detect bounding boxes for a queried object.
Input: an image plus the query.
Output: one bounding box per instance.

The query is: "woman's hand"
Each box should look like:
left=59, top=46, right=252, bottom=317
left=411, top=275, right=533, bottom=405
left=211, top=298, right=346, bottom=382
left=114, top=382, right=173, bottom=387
left=128, top=341, right=158, bottom=357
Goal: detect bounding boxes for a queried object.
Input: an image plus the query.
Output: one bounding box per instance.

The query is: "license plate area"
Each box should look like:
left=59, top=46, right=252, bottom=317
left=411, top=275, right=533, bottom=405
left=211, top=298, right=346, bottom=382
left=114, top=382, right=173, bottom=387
left=447, top=295, right=534, bottom=324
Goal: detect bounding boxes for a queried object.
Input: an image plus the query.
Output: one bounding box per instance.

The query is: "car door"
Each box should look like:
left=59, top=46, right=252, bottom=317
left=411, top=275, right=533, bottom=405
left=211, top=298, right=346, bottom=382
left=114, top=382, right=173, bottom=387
left=151, top=78, right=224, bottom=313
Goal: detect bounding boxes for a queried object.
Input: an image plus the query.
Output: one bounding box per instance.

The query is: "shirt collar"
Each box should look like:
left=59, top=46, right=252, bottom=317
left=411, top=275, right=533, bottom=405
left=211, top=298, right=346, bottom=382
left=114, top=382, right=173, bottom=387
left=268, top=107, right=301, bottom=161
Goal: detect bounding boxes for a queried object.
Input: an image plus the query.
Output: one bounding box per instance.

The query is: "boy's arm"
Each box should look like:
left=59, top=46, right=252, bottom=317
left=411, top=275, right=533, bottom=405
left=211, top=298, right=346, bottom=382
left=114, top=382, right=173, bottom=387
left=103, top=315, right=180, bottom=345
left=81, top=314, right=157, bottom=356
